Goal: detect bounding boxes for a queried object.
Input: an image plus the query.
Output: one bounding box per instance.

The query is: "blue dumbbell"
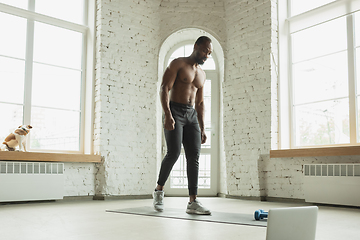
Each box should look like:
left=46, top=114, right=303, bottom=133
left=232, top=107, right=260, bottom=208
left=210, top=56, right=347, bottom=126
left=254, top=209, right=268, bottom=220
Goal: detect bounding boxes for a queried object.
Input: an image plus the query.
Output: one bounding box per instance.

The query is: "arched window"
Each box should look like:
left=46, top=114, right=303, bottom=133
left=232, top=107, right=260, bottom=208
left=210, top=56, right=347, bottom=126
left=167, top=44, right=216, bottom=70
left=163, top=42, right=219, bottom=196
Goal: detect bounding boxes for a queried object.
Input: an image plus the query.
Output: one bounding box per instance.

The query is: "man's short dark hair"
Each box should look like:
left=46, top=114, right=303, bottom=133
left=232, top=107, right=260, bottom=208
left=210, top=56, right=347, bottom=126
left=195, top=36, right=211, bottom=46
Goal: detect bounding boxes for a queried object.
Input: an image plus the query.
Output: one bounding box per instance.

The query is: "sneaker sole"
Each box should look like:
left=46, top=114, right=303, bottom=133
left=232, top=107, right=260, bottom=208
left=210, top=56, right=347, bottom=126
left=186, top=209, right=211, bottom=215
left=154, top=205, right=164, bottom=212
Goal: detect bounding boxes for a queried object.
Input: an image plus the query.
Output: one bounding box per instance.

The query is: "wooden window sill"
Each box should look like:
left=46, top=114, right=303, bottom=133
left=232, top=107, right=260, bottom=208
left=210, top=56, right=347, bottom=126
left=270, top=145, right=360, bottom=158
left=0, top=151, right=102, bottom=163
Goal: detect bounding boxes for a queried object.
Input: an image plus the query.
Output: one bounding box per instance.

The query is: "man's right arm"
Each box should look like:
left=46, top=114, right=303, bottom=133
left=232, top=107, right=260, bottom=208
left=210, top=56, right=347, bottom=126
left=160, top=59, right=181, bottom=130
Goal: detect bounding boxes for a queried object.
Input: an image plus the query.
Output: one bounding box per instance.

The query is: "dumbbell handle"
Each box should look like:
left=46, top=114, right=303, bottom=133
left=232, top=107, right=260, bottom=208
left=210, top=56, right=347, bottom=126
left=254, top=209, right=268, bottom=220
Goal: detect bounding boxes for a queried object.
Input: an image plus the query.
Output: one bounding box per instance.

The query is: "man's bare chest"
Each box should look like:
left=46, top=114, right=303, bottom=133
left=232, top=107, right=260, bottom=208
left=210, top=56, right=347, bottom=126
left=177, top=67, right=204, bottom=88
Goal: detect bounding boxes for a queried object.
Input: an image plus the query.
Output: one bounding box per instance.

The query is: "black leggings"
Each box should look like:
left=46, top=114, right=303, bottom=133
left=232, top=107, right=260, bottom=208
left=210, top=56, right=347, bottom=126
left=157, top=101, right=201, bottom=196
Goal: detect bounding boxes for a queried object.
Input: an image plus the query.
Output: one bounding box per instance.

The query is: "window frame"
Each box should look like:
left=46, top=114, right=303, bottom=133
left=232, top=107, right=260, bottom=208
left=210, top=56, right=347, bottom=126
left=0, top=1, right=96, bottom=154
left=278, top=0, right=360, bottom=150
left=162, top=40, right=220, bottom=196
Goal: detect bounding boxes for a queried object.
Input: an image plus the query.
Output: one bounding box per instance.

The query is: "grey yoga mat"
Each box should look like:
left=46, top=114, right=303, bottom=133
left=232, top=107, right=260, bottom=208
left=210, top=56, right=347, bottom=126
left=106, top=206, right=267, bottom=227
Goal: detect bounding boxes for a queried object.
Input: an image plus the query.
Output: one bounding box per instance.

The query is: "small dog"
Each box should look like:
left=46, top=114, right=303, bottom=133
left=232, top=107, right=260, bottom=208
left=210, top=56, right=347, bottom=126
left=0, top=125, right=33, bottom=152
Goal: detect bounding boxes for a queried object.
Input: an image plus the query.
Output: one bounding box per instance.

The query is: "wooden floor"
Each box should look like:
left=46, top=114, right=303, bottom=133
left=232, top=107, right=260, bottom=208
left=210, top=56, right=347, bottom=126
left=0, top=197, right=359, bottom=240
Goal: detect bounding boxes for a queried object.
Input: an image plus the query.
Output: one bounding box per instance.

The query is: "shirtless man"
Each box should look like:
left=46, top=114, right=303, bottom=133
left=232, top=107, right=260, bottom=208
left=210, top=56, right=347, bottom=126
left=153, top=36, right=212, bottom=215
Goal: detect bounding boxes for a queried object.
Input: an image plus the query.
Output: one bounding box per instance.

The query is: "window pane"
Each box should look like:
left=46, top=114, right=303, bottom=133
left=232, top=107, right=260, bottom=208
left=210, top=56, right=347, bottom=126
left=292, top=17, right=347, bottom=63
left=198, top=154, right=211, bottom=189
left=33, top=22, right=83, bottom=69
left=168, top=45, right=215, bottom=70
left=356, top=12, right=360, bottom=47
left=185, top=44, right=193, bottom=56
left=170, top=153, right=211, bottom=189
left=201, top=57, right=216, bottom=70
left=356, top=9, right=360, bottom=130
left=204, top=79, right=211, bottom=96
left=204, top=96, right=211, bottom=129
left=170, top=154, right=187, bottom=188
left=167, top=58, right=173, bottom=67
left=290, top=0, right=336, bottom=16
left=0, top=0, right=28, bottom=10
left=0, top=103, right=23, bottom=141
left=35, top=0, right=84, bottom=25
left=293, top=51, right=348, bottom=105
left=357, top=96, right=360, bottom=143
left=0, top=12, right=27, bottom=59
left=203, top=79, right=211, bottom=149
left=204, top=79, right=211, bottom=128
left=32, top=63, right=82, bottom=111
left=0, top=56, right=25, bottom=104
left=294, top=99, right=349, bottom=146
left=202, top=130, right=211, bottom=149
left=357, top=48, right=360, bottom=98
left=31, top=107, right=80, bottom=151
left=170, top=47, right=184, bottom=59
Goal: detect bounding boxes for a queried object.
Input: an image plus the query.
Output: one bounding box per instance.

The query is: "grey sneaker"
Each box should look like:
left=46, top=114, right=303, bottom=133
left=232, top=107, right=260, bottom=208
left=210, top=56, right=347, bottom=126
left=186, top=199, right=211, bottom=215
left=153, top=190, right=164, bottom=211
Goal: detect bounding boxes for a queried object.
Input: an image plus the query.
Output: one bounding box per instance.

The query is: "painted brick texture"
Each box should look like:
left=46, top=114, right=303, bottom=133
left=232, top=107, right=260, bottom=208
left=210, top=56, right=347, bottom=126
left=91, top=0, right=228, bottom=197
left=64, top=163, right=95, bottom=197
left=64, top=0, right=360, bottom=202
left=94, top=0, right=161, bottom=196
left=158, top=0, right=226, bottom=44
left=223, top=0, right=274, bottom=197
left=261, top=155, right=360, bottom=199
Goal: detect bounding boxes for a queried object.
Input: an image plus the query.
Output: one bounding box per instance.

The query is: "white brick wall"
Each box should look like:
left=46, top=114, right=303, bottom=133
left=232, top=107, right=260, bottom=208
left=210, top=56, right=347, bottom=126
left=223, top=0, right=273, bottom=197
left=64, top=163, right=95, bottom=197
left=91, top=0, right=228, bottom=197
left=94, top=0, right=161, bottom=196
left=270, top=0, right=279, bottom=151
left=158, top=0, right=226, bottom=43
left=64, top=0, right=360, bottom=201
left=260, top=155, right=360, bottom=199
left=256, top=0, right=360, bottom=200
left=67, top=0, right=278, bottom=199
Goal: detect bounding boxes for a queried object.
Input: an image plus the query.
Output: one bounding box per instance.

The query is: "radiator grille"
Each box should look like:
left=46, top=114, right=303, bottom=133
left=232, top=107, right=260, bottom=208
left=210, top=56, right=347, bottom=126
left=304, top=164, right=360, bottom=177
left=0, top=162, right=64, bottom=202
left=303, top=164, right=360, bottom=207
left=0, top=162, right=63, bottom=175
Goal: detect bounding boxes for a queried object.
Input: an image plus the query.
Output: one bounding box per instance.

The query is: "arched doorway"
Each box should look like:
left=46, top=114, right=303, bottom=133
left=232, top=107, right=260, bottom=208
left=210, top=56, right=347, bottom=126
left=157, top=28, right=224, bottom=196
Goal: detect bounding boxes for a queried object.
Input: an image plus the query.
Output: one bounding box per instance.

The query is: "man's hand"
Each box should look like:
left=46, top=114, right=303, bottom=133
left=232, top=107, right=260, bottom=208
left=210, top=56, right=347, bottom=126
left=201, top=130, right=207, bottom=144
left=164, top=115, right=175, bottom=131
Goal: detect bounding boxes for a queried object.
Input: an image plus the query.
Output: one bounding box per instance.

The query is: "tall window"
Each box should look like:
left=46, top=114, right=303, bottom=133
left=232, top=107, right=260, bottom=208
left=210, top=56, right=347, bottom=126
left=0, top=1, right=89, bottom=152
left=280, top=0, right=360, bottom=148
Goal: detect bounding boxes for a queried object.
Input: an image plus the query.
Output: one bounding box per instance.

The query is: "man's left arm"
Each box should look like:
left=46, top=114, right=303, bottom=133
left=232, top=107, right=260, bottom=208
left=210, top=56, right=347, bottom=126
left=195, top=86, right=207, bottom=144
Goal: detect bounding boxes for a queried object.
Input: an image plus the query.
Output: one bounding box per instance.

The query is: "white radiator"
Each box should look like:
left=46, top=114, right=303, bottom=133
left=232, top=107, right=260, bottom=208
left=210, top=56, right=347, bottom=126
left=0, top=162, right=64, bottom=202
left=303, top=164, right=360, bottom=207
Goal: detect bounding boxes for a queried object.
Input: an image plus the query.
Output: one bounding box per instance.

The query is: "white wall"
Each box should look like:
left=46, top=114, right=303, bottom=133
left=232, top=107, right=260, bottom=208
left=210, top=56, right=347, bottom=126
left=63, top=0, right=360, bottom=201
left=260, top=155, right=360, bottom=199
left=62, top=0, right=280, bottom=198
left=156, top=0, right=227, bottom=195
left=92, top=0, right=162, bottom=196
left=158, top=0, right=226, bottom=44
left=86, top=0, right=229, bottom=197
left=222, top=0, right=360, bottom=201
left=223, top=0, right=275, bottom=197
left=64, top=163, right=95, bottom=197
